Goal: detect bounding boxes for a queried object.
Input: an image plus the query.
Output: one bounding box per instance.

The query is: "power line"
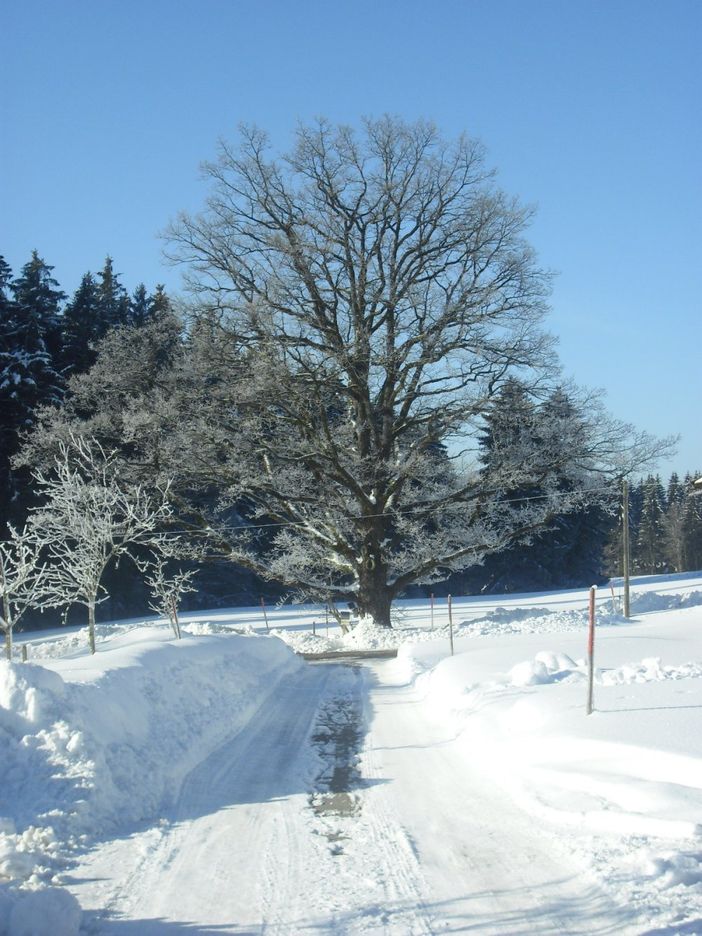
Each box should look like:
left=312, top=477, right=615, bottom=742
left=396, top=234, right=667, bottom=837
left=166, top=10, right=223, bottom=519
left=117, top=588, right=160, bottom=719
left=157, top=482, right=615, bottom=537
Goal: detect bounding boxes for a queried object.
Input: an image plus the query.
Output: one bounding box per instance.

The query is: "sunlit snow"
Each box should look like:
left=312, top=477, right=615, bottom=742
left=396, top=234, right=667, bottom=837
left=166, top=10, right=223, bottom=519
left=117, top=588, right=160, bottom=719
left=1, top=572, right=701, bottom=933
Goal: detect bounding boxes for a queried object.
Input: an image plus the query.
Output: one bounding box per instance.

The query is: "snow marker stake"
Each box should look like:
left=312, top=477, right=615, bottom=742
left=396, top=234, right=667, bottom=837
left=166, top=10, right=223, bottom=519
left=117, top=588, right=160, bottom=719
left=586, top=585, right=596, bottom=715
left=260, top=597, right=270, bottom=633
left=448, top=594, right=454, bottom=656
left=430, top=592, right=434, bottom=630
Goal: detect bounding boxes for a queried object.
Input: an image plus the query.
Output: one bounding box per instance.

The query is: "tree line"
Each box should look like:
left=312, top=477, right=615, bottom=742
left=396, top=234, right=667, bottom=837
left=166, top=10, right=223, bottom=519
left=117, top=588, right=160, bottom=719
left=1, top=119, right=688, bottom=631
left=0, top=251, right=171, bottom=529
left=605, top=473, right=702, bottom=578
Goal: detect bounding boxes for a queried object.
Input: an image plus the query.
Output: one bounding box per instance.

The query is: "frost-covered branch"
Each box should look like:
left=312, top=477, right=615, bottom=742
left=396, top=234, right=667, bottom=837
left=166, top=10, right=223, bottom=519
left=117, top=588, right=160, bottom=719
left=28, top=434, right=174, bottom=653
left=140, top=554, right=197, bottom=639
left=0, top=526, right=47, bottom=659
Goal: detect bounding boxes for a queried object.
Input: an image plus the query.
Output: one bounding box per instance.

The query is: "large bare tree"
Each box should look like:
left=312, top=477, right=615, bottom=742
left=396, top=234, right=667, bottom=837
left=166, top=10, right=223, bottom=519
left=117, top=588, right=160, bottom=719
left=156, top=118, right=667, bottom=626
left=21, top=119, right=669, bottom=627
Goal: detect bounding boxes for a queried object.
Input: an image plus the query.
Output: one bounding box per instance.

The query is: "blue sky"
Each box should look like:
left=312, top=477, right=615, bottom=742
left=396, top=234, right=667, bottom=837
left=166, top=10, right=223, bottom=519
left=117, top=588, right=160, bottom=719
left=1, top=0, right=700, bottom=476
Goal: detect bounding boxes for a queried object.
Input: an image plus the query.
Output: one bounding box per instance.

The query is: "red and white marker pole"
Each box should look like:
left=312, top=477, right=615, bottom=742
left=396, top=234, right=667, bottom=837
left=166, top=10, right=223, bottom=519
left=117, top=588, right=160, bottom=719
left=586, top=585, right=596, bottom=715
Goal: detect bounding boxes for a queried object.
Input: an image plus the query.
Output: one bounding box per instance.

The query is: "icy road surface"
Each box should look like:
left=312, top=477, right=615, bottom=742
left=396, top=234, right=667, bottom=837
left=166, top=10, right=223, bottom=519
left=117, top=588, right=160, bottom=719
left=72, top=659, right=634, bottom=934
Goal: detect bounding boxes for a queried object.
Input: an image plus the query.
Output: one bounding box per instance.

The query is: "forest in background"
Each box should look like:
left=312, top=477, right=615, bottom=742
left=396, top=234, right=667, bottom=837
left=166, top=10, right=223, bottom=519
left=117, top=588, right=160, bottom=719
left=1, top=249, right=700, bottom=625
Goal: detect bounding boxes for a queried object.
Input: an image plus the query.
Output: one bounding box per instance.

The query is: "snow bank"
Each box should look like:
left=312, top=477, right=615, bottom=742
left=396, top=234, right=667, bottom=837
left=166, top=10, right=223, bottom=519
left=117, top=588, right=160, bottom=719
left=398, top=607, right=702, bottom=931
left=0, top=628, right=301, bottom=934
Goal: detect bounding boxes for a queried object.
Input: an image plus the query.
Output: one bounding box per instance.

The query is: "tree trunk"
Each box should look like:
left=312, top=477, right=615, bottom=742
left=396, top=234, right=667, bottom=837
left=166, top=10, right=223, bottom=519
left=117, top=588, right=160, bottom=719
left=88, top=601, right=96, bottom=655
left=3, top=596, right=12, bottom=660
left=356, top=565, right=394, bottom=628
left=171, top=600, right=181, bottom=639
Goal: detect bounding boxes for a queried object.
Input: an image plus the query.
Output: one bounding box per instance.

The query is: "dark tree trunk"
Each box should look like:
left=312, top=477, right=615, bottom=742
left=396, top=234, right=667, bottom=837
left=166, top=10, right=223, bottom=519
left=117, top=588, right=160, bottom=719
left=356, top=561, right=394, bottom=628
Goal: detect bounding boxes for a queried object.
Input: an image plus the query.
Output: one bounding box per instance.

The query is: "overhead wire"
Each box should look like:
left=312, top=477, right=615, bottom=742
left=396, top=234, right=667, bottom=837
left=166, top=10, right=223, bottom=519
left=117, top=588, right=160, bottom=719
left=157, top=480, right=617, bottom=537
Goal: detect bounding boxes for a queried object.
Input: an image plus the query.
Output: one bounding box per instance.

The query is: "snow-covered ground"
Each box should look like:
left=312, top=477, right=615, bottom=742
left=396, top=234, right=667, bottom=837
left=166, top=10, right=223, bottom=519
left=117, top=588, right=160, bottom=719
left=1, top=572, right=702, bottom=933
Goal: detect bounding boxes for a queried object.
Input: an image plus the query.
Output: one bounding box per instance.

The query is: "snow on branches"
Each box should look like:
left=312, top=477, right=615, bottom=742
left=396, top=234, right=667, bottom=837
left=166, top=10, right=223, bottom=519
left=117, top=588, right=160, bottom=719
left=141, top=555, right=197, bottom=639
left=28, top=434, right=174, bottom=653
left=0, top=526, right=46, bottom=659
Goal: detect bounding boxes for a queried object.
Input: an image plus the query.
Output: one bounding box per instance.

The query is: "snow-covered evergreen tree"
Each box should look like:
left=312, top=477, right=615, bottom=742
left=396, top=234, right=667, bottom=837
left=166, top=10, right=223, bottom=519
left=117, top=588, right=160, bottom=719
left=0, top=252, right=65, bottom=526
left=5, top=251, right=65, bottom=412
left=473, top=382, right=612, bottom=591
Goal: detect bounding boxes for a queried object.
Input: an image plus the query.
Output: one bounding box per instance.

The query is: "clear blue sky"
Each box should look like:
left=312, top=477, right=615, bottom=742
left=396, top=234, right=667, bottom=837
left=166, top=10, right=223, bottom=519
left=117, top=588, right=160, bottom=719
left=1, top=0, right=700, bottom=476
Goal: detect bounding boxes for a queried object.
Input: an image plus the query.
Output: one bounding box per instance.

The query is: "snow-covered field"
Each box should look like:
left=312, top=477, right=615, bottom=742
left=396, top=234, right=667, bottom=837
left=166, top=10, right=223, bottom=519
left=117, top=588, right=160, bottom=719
left=1, top=572, right=702, bottom=933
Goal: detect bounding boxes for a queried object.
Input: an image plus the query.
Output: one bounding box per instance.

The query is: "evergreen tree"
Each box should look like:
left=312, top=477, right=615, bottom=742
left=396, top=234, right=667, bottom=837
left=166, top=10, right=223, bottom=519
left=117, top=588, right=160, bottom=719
left=61, top=272, right=102, bottom=374
left=96, top=257, right=130, bottom=330
left=149, top=284, right=171, bottom=317
left=471, top=382, right=611, bottom=591
left=0, top=256, right=18, bottom=527
left=636, top=475, right=666, bottom=573
left=10, top=250, right=65, bottom=365
left=128, top=284, right=172, bottom=328
left=662, top=472, right=686, bottom=571
left=666, top=472, right=684, bottom=508
left=129, top=284, right=150, bottom=327
left=473, top=380, right=544, bottom=590
left=0, top=256, right=13, bottom=313
left=1, top=252, right=65, bottom=526
left=682, top=474, right=702, bottom=570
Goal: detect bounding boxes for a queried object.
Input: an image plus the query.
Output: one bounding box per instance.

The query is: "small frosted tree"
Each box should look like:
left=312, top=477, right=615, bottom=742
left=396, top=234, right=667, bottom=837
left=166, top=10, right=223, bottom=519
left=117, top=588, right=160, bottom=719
left=141, top=554, right=197, bottom=639
left=29, top=435, right=174, bottom=653
left=0, top=526, right=46, bottom=660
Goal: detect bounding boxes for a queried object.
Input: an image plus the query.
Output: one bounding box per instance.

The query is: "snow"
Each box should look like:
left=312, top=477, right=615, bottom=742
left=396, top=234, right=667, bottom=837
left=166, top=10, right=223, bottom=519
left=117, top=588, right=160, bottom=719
left=1, top=571, right=701, bottom=933
left=0, top=628, right=301, bottom=934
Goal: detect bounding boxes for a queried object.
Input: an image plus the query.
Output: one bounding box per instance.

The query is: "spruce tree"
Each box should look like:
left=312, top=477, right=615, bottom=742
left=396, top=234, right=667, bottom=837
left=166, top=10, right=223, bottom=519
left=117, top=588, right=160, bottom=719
left=61, top=272, right=102, bottom=374
left=0, top=256, right=18, bottom=528
left=662, top=472, right=686, bottom=571
left=473, top=382, right=612, bottom=591
left=1, top=252, right=65, bottom=526
left=96, top=256, right=130, bottom=330
left=129, top=284, right=150, bottom=327
left=149, top=284, right=171, bottom=317
left=636, top=475, right=666, bottom=573
left=682, top=474, right=702, bottom=571
left=474, top=380, right=544, bottom=590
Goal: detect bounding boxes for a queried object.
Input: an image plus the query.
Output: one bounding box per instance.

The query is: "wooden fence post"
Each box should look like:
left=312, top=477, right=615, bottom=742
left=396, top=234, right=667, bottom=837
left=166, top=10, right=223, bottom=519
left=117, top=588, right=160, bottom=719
left=260, top=597, right=270, bottom=633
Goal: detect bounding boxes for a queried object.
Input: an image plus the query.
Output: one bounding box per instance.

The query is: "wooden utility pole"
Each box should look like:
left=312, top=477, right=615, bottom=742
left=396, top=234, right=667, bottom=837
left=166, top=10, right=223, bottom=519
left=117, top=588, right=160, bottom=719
left=622, top=479, right=631, bottom=618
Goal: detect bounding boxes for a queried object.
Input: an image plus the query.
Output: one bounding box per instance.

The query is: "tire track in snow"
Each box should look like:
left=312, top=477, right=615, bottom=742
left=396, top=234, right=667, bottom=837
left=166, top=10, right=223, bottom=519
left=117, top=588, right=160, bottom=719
left=277, top=663, right=435, bottom=935
left=361, top=659, right=642, bottom=934
left=73, top=665, right=337, bottom=932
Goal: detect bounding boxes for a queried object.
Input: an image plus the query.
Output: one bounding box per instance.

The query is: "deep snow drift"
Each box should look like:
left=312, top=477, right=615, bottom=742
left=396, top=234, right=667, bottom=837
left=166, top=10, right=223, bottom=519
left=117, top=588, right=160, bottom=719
left=1, top=572, right=701, bottom=933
